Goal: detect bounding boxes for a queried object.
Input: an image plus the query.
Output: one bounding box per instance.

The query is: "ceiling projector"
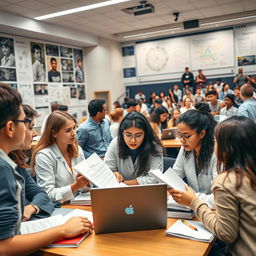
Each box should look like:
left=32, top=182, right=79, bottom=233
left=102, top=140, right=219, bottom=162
left=122, top=1, right=155, bottom=16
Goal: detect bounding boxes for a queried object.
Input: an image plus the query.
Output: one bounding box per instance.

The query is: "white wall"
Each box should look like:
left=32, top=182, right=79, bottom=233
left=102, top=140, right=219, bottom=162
left=84, top=38, right=124, bottom=109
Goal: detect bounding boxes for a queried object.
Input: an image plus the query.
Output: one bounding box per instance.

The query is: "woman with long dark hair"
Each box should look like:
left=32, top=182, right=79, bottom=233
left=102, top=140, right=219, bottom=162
left=170, top=116, right=256, bottom=255
left=149, top=106, right=169, bottom=135
left=104, top=112, right=163, bottom=185
left=171, top=103, right=217, bottom=208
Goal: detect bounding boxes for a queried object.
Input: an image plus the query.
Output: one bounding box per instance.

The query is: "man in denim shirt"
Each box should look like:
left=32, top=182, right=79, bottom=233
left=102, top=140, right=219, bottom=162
left=237, top=83, right=256, bottom=123
left=77, top=99, right=112, bottom=158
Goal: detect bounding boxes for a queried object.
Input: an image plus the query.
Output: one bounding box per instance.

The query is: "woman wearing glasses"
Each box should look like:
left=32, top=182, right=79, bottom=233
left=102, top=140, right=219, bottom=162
left=31, top=111, right=89, bottom=203
left=170, top=116, right=256, bottom=256
left=171, top=103, right=217, bottom=208
left=9, top=104, right=55, bottom=221
left=104, top=112, right=163, bottom=185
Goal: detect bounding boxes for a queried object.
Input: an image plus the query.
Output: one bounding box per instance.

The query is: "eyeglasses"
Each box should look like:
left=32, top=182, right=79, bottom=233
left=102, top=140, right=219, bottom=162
left=176, top=131, right=192, bottom=141
left=123, top=133, right=144, bottom=141
left=12, top=118, right=32, bottom=128
left=0, top=118, right=32, bottom=129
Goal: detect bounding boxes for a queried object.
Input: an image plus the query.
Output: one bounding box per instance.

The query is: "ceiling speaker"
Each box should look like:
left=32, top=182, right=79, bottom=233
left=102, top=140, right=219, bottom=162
left=183, top=19, right=199, bottom=29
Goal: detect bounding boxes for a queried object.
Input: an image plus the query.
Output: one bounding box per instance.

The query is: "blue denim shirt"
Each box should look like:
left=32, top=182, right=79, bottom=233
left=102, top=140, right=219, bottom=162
left=237, top=98, right=256, bottom=123
left=77, top=117, right=112, bottom=158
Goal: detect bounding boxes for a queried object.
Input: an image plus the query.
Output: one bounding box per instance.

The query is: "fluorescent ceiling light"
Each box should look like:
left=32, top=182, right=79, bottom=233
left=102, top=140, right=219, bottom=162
left=34, top=0, right=133, bottom=20
left=122, top=27, right=181, bottom=38
left=201, top=15, right=256, bottom=26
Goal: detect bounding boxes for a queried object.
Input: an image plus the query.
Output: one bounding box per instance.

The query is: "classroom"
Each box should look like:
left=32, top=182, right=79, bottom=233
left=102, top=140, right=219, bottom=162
left=0, top=1, right=256, bottom=255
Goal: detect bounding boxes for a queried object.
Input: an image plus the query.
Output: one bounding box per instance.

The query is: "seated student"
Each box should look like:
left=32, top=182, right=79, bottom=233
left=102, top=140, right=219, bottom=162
left=206, top=90, right=224, bottom=115
left=8, top=104, right=55, bottom=221
left=220, top=94, right=238, bottom=118
left=171, top=103, right=217, bottom=208
left=168, top=108, right=181, bottom=128
left=149, top=106, right=169, bottom=135
left=0, top=84, right=92, bottom=256
left=169, top=116, right=256, bottom=256
left=104, top=112, right=163, bottom=185
left=31, top=111, right=89, bottom=203
left=180, top=97, right=195, bottom=114
left=218, top=83, right=234, bottom=101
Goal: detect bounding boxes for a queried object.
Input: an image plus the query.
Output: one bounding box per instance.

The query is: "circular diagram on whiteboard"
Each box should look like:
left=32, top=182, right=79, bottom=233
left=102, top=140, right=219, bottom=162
left=146, top=47, right=168, bottom=72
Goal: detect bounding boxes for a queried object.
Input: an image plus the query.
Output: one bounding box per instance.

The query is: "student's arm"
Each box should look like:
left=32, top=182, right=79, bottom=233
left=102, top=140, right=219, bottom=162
left=77, top=127, right=89, bottom=158
left=233, top=75, right=239, bottom=83
left=21, top=168, right=55, bottom=221
left=190, top=174, right=239, bottom=243
left=104, top=139, right=119, bottom=172
left=171, top=147, right=186, bottom=179
left=0, top=217, right=92, bottom=256
left=136, top=150, right=163, bottom=185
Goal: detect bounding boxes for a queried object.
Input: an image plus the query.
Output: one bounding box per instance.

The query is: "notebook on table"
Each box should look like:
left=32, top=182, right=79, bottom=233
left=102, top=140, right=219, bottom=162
left=90, top=184, right=167, bottom=234
left=161, top=128, right=178, bottom=140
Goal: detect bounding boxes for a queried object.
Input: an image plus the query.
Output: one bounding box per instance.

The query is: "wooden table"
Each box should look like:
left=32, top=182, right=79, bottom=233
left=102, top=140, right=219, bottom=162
left=161, top=139, right=182, bottom=148
left=40, top=205, right=212, bottom=256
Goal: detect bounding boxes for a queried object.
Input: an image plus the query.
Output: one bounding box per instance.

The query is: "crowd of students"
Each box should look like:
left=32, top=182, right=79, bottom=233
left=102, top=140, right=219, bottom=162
left=0, top=82, right=256, bottom=256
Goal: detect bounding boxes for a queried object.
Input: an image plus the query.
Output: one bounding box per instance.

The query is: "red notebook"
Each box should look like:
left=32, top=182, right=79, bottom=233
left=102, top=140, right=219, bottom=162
left=47, top=232, right=90, bottom=248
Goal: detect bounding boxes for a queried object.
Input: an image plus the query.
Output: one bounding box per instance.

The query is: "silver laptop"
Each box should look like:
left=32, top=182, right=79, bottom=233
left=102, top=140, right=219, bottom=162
left=90, top=184, right=167, bottom=234
left=161, top=127, right=178, bottom=140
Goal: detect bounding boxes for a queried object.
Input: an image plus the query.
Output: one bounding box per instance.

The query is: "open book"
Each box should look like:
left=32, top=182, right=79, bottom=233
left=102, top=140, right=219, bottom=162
left=74, top=153, right=126, bottom=188
left=20, top=209, right=93, bottom=247
left=166, top=220, right=214, bottom=243
left=148, top=168, right=187, bottom=191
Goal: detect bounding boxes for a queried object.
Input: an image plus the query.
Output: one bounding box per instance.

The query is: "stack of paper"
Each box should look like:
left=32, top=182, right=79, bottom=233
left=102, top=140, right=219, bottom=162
left=20, top=209, right=93, bottom=247
left=70, top=192, right=91, bottom=205
left=167, top=196, right=194, bottom=219
left=166, top=220, right=214, bottom=243
left=74, top=153, right=127, bottom=188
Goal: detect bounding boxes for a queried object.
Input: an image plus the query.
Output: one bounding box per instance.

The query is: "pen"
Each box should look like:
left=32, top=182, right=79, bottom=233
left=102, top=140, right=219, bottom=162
left=181, top=220, right=198, bottom=231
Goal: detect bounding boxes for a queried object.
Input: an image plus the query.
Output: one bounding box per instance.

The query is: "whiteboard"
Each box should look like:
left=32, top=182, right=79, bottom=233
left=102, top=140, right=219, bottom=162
left=135, top=30, right=234, bottom=78
left=136, top=37, right=190, bottom=76
left=190, top=30, right=234, bottom=70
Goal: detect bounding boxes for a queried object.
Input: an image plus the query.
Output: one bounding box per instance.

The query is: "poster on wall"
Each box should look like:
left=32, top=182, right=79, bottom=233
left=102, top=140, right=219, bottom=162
left=60, top=46, right=73, bottom=58
left=18, top=84, right=35, bottom=107
left=234, top=24, right=256, bottom=72
left=48, top=83, right=63, bottom=104
left=0, top=67, right=16, bottom=81
left=31, top=42, right=46, bottom=82
left=47, top=56, right=61, bottom=82
left=77, top=84, right=86, bottom=102
left=15, top=39, right=32, bottom=82
left=74, top=48, right=84, bottom=83
left=46, top=44, right=59, bottom=57
left=0, top=37, right=15, bottom=67
left=35, top=106, right=49, bottom=128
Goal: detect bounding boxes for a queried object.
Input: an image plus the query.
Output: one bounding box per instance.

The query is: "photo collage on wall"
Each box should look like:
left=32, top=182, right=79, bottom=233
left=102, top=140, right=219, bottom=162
left=0, top=34, right=87, bottom=128
left=0, top=36, right=17, bottom=87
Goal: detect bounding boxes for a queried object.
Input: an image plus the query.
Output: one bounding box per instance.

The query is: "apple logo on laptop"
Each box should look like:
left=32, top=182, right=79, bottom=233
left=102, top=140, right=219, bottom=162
left=125, top=205, right=135, bottom=215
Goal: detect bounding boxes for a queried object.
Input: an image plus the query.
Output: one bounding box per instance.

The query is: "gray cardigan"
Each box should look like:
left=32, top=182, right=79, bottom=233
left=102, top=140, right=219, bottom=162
left=172, top=146, right=217, bottom=208
left=104, top=138, right=163, bottom=184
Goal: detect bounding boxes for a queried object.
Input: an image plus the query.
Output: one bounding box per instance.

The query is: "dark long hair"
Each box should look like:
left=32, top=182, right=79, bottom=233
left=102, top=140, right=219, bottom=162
left=150, top=106, right=168, bottom=129
left=178, top=103, right=217, bottom=171
left=215, top=116, right=256, bottom=190
left=118, top=112, right=163, bottom=176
